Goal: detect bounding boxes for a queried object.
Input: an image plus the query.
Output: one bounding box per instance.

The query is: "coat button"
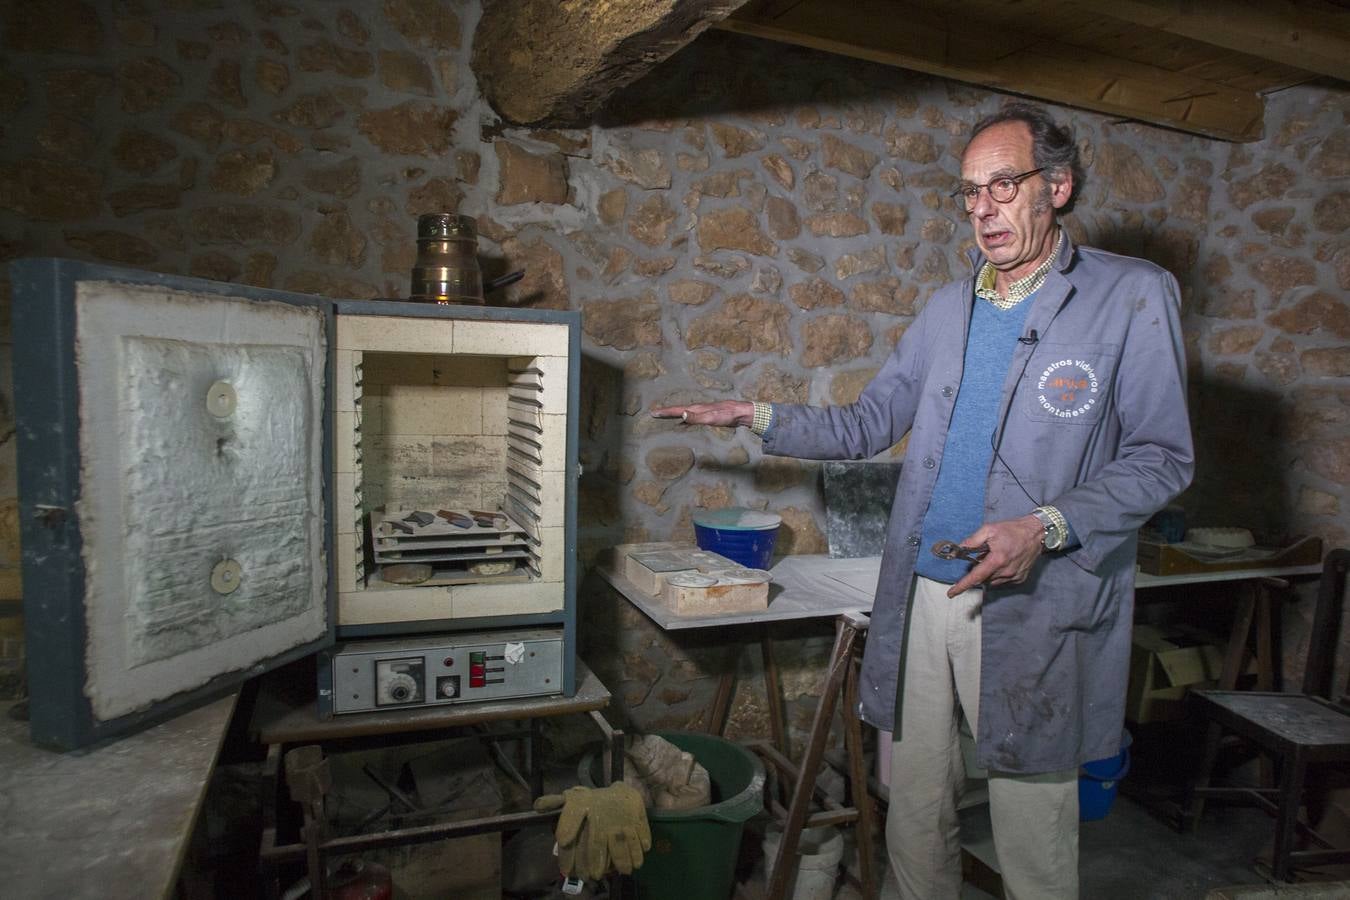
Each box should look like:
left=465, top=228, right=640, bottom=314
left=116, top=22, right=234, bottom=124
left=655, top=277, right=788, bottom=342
left=923, top=456, right=935, bottom=469
left=907, top=533, right=919, bottom=546
left=941, top=385, right=954, bottom=398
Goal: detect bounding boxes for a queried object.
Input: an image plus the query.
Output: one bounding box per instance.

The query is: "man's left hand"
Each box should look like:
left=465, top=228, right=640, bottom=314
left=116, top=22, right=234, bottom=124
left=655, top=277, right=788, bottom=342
left=947, top=515, right=1044, bottom=598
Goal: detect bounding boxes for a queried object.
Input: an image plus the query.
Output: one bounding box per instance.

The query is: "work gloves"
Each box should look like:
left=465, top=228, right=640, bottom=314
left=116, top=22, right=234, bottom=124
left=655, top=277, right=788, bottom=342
left=533, top=783, right=652, bottom=880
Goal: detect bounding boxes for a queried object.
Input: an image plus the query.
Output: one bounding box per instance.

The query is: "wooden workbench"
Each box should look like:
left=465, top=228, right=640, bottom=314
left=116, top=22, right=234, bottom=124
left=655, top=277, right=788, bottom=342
left=250, top=657, right=620, bottom=898
left=0, top=694, right=237, bottom=899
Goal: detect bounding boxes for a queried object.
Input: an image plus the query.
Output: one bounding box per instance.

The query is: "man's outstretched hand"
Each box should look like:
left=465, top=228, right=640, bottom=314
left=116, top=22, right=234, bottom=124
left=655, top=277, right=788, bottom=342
left=650, top=400, right=755, bottom=428
left=947, top=515, right=1045, bottom=597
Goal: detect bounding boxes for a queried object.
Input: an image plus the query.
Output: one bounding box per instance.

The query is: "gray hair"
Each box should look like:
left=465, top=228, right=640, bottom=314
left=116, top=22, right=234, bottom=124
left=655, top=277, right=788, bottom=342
left=970, top=103, right=1084, bottom=212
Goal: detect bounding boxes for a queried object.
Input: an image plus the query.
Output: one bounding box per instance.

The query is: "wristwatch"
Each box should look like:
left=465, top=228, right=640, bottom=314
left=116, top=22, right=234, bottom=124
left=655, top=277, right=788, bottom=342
left=1032, top=506, right=1068, bottom=551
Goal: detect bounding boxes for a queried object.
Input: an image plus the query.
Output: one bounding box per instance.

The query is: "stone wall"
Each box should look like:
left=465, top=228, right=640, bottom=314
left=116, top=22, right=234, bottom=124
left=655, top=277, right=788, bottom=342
left=0, top=0, right=1346, bottom=728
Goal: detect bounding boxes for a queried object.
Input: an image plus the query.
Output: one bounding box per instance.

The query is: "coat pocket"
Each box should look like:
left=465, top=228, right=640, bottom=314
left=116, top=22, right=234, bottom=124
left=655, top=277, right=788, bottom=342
left=1048, top=557, right=1112, bottom=632
left=1019, top=342, right=1119, bottom=426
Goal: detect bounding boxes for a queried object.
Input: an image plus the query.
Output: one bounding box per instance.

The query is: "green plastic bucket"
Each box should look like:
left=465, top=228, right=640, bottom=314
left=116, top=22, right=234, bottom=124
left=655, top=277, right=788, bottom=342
left=581, top=731, right=765, bottom=900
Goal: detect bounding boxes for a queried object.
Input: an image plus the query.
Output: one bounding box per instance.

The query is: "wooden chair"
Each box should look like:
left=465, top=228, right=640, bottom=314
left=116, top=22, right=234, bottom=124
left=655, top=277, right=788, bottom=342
left=1184, top=548, right=1350, bottom=881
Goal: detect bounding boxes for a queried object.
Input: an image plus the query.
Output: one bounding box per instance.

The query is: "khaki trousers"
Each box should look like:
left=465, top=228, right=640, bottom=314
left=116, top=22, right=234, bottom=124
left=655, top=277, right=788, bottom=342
left=885, top=576, right=1079, bottom=900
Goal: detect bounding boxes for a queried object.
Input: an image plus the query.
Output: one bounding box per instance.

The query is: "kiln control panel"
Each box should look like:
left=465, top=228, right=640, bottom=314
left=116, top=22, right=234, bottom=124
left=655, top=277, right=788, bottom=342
left=324, top=629, right=563, bottom=715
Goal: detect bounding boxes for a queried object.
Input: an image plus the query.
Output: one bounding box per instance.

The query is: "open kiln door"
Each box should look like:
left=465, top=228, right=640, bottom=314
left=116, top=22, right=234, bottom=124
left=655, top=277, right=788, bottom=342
left=11, top=259, right=335, bottom=750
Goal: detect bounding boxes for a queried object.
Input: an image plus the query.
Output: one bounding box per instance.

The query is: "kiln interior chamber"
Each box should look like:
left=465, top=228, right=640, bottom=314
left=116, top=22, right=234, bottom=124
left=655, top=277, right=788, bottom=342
left=333, top=314, right=569, bottom=628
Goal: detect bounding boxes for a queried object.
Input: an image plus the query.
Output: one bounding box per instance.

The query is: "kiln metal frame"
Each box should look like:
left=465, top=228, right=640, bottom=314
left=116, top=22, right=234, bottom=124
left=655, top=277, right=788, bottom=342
left=11, top=258, right=579, bottom=751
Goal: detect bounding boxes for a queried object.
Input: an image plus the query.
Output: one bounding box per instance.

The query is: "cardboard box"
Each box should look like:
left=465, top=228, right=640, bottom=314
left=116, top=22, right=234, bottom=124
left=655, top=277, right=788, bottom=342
left=1126, top=624, right=1227, bottom=723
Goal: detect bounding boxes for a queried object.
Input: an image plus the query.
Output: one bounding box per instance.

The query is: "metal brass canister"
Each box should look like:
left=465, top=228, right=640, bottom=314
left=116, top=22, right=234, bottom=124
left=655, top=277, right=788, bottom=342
left=409, top=213, right=483, bottom=305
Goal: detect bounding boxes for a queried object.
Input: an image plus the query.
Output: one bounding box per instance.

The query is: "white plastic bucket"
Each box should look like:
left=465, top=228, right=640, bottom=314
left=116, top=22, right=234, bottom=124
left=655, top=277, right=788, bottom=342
left=762, top=825, right=844, bottom=900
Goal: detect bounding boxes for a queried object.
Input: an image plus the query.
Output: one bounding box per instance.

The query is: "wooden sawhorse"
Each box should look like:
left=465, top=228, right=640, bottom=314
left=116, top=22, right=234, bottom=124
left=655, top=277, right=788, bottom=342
left=752, top=609, right=877, bottom=900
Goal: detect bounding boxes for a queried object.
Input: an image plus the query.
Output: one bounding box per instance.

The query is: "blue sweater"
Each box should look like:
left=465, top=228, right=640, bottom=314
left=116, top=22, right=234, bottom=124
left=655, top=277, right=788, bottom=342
left=915, top=297, right=1034, bottom=583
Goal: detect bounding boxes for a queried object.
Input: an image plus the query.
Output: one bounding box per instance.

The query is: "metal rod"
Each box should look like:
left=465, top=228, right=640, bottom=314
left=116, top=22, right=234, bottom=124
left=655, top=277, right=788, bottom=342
left=260, top=809, right=562, bottom=863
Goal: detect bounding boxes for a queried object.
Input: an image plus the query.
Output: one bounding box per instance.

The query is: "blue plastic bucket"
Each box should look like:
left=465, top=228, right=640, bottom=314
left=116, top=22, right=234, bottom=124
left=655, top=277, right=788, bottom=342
left=1079, top=729, right=1131, bottom=821
left=692, top=508, right=781, bottom=569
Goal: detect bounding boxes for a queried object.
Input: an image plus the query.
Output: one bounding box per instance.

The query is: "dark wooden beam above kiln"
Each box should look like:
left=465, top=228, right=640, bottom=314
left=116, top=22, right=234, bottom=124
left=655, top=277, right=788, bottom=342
left=718, top=0, right=1270, bottom=142
left=472, top=0, right=751, bottom=126
left=1080, top=0, right=1350, bottom=84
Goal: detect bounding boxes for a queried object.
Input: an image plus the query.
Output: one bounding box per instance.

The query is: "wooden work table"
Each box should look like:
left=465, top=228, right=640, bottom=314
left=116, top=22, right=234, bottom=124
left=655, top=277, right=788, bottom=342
left=598, top=552, right=877, bottom=630
left=598, top=547, right=1327, bottom=900
left=0, top=694, right=237, bottom=900
left=250, top=657, right=621, bottom=898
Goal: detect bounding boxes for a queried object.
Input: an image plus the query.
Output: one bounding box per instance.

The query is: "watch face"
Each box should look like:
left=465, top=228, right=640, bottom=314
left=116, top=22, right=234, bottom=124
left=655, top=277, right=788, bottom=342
left=1043, top=524, right=1066, bottom=550
left=1033, top=510, right=1059, bottom=550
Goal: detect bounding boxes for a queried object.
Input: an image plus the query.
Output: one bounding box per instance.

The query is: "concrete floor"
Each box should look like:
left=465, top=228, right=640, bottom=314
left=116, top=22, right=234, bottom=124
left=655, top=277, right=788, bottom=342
left=745, top=722, right=1324, bottom=900
left=743, top=792, right=1275, bottom=900
left=521, top=724, right=1349, bottom=900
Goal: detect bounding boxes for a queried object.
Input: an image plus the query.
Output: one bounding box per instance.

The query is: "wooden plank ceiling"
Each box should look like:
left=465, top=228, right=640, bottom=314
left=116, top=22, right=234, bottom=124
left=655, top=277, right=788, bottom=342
left=716, top=0, right=1350, bottom=141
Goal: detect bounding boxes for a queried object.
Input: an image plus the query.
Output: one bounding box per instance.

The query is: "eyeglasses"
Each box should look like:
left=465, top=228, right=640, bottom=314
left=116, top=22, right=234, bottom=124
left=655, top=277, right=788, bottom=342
left=950, top=168, right=1045, bottom=211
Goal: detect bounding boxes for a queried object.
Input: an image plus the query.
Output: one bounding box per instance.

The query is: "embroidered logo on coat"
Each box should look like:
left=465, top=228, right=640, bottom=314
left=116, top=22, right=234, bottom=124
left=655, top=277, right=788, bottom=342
left=1036, top=358, right=1100, bottom=418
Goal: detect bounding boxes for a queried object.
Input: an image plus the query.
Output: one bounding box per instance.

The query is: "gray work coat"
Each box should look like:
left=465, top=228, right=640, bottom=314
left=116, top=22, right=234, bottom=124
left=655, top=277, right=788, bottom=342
left=763, top=233, right=1194, bottom=774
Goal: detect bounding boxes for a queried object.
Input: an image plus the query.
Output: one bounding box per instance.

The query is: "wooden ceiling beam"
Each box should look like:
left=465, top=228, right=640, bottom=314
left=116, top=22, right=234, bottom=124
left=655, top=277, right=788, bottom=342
left=472, top=0, right=750, bottom=126
left=718, top=0, right=1267, bottom=141
left=1069, top=0, right=1350, bottom=84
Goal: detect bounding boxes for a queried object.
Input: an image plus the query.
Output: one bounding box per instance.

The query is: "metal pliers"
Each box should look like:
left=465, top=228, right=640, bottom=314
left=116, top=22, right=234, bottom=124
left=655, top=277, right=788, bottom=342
left=931, top=540, right=990, bottom=563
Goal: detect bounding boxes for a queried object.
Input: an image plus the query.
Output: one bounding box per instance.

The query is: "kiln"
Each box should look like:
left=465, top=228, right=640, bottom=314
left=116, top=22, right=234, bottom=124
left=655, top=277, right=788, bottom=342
left=11, top=258, right=580, bottom=748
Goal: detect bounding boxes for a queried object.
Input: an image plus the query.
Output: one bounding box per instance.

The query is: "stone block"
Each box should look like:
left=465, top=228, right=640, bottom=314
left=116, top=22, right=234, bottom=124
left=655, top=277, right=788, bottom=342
left=453, top=320, right=569, bottom=357
left=538, top=413, right=567, bottom=472
left=334, top=472, right=360, bottom=535
left=336, top=531, right=360, bottom=594
left=453, top=582, right=562, bottom=618
left=483, top=384, right=510, bottom=435
left=334, top=411, right=358, bottom=475
left=509, top=354, right=569, bottom=415
left=336, top=315, right=452, bottom=353
left=382, top=384, right=483, bottom=436
left=338, top=585, right=453, bottom=627
left=538, top=526, right=566, bottom=582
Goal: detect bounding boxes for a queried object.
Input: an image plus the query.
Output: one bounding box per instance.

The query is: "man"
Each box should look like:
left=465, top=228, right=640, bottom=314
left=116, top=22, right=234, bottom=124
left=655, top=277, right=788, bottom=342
left=654, top=103, right=1193, bottom=898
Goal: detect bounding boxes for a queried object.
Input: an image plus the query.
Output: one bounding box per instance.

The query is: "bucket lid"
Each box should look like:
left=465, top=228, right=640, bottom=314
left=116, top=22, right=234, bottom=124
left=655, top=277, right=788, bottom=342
left=692, top=507, right=781, bottom=531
